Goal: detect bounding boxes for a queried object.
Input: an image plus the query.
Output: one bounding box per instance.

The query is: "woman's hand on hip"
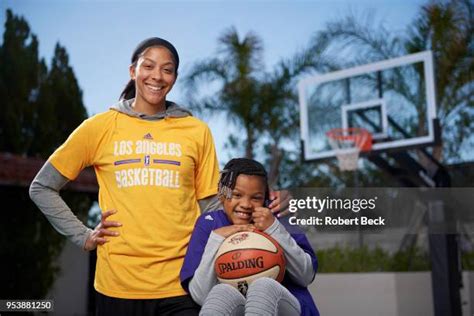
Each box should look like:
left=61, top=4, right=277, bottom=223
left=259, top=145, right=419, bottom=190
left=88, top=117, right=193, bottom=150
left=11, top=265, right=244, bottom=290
left=84, top=209, right=122, bottom=251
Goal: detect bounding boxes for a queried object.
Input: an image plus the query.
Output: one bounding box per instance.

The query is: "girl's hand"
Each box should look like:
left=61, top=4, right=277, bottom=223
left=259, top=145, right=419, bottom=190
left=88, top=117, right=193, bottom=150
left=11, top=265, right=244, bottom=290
left=252, top=206, right=275, bottom=231
left=213, top=224, right=255, bottom=238
left=84, top=210, right=122, bottom=251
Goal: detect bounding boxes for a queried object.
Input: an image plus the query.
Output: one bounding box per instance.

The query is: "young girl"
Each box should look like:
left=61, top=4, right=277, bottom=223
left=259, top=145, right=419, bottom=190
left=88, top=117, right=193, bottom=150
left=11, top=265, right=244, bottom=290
left=180, top=158, right=319, bottom=315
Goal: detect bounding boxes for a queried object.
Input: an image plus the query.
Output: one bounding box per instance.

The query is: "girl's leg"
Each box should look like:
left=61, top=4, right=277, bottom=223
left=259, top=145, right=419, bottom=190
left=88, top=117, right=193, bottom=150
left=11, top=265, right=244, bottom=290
left=245, top=277, right=301, bottom=316
left=200, top=283, right=245, bottom=316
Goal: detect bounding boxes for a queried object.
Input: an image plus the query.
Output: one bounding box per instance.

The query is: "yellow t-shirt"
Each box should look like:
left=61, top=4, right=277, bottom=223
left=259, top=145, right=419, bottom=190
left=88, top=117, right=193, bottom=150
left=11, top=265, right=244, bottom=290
left=49, top=110, right=219, bottom=299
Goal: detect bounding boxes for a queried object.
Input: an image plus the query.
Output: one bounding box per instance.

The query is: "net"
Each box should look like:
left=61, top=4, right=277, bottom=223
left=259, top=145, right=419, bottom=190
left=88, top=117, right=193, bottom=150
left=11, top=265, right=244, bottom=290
left=326, top=128, right=372, bottom=171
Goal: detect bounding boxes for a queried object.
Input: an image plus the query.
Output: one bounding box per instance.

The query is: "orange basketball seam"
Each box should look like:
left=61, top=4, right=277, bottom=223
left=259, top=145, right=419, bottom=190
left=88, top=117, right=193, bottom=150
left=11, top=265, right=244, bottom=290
left=216, top=248, right=278, bottom=256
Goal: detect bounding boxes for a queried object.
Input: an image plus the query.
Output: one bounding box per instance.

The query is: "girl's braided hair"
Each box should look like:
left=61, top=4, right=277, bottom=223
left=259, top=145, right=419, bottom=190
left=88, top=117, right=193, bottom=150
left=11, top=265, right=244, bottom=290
left=218, top=158, right=270, bottom=202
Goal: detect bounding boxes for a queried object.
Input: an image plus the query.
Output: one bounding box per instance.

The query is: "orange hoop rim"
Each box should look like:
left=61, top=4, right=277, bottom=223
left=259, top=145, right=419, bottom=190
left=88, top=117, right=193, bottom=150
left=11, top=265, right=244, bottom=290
left=326, top=127, right=373, bottom=151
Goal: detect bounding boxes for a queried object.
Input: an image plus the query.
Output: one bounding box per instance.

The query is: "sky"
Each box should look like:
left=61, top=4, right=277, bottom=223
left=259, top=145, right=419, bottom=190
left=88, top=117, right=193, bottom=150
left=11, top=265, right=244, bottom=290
left=1, top=0, right=425, bottom=164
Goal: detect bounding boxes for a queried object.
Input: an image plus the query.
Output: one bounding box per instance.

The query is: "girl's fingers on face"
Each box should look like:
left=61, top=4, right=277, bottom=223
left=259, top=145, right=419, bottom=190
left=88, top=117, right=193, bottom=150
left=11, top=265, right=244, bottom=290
left=253, top=213, right=269, bottom=221
left=255, top=208, right=272, bottom=218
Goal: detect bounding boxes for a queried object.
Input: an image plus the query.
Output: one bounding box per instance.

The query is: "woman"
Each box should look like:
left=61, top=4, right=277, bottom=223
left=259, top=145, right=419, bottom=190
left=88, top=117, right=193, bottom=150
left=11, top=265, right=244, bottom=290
left=29, top=37, right=288, bottom=316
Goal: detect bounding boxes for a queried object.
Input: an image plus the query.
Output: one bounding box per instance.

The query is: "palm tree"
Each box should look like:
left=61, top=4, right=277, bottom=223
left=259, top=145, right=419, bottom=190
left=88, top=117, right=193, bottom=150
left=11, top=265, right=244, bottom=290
left=185, top=26, right=264, bottom=159
left=186, top=27, right=323, bottom=185
left=406, top=0, right=474, bottom=162
left=258, top=50, right=320, bottom=186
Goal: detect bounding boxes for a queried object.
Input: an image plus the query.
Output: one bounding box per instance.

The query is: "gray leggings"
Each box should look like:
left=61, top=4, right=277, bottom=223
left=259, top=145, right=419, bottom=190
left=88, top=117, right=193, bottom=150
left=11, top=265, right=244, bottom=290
left=199, top=277, right=301, bottom=316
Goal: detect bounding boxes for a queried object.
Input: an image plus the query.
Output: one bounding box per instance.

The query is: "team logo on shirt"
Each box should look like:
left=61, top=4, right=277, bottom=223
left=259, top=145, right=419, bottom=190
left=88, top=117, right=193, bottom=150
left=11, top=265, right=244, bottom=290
left=113, top=139, right=182, bottom=189
left=144, top=155, right=150, bottom=166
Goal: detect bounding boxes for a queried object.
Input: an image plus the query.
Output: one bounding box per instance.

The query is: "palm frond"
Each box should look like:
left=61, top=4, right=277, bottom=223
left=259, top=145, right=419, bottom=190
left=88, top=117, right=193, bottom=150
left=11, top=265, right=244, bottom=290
left=218, top=26, right=264, bottom=78
left=310, top=10, right=404, bottom=69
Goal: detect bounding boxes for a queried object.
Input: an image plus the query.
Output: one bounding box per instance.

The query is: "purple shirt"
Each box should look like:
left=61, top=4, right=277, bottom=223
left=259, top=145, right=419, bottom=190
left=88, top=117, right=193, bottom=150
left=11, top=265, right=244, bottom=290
left=180, top=210, right=319, bottom=316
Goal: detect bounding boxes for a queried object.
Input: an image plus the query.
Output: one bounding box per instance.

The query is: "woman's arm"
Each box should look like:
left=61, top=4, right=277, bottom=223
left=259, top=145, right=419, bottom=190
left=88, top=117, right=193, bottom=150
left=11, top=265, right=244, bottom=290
left=29, top=161, right=93, bottom=248
left=29, top=162, right=120, bottom=250
left=197, top=195, right=221, bottom=213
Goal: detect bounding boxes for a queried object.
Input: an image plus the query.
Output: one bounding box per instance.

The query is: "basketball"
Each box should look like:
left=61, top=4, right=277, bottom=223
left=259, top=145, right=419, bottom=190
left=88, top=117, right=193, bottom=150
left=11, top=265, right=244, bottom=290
left=214, top=231, right=286, bottom=294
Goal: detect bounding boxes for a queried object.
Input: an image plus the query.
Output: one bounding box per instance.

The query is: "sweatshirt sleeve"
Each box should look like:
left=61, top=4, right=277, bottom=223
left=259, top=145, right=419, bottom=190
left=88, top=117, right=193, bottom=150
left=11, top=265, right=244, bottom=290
left=264, top=219, right=316, bottom=286
left=187, top=232, right=224, bottom=305
left=180, top=215, right=222, bottom=302
left=29, top=161, right=92, bottom=248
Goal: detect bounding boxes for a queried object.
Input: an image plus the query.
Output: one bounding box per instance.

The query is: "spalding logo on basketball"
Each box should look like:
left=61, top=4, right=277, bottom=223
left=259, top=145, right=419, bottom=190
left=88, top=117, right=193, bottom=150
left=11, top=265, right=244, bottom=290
left=214, top=231, right=286, bottom=294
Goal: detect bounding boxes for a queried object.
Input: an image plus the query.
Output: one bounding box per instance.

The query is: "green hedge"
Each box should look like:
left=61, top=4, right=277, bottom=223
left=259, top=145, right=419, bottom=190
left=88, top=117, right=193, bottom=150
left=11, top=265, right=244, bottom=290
left=316, top=245, right=430, bottom=272
left=461, top=251, right=474, bottom=270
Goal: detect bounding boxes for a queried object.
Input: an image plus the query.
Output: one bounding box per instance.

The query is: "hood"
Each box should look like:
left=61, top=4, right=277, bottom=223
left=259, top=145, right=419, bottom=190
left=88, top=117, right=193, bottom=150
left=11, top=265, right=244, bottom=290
left=110, top=98, right=192, bottom=120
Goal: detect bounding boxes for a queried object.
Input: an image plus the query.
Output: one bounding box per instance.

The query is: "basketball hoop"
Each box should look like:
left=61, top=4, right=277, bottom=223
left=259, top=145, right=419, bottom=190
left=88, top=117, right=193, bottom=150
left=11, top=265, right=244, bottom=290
left=326, top=128, right=372, bottom=171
